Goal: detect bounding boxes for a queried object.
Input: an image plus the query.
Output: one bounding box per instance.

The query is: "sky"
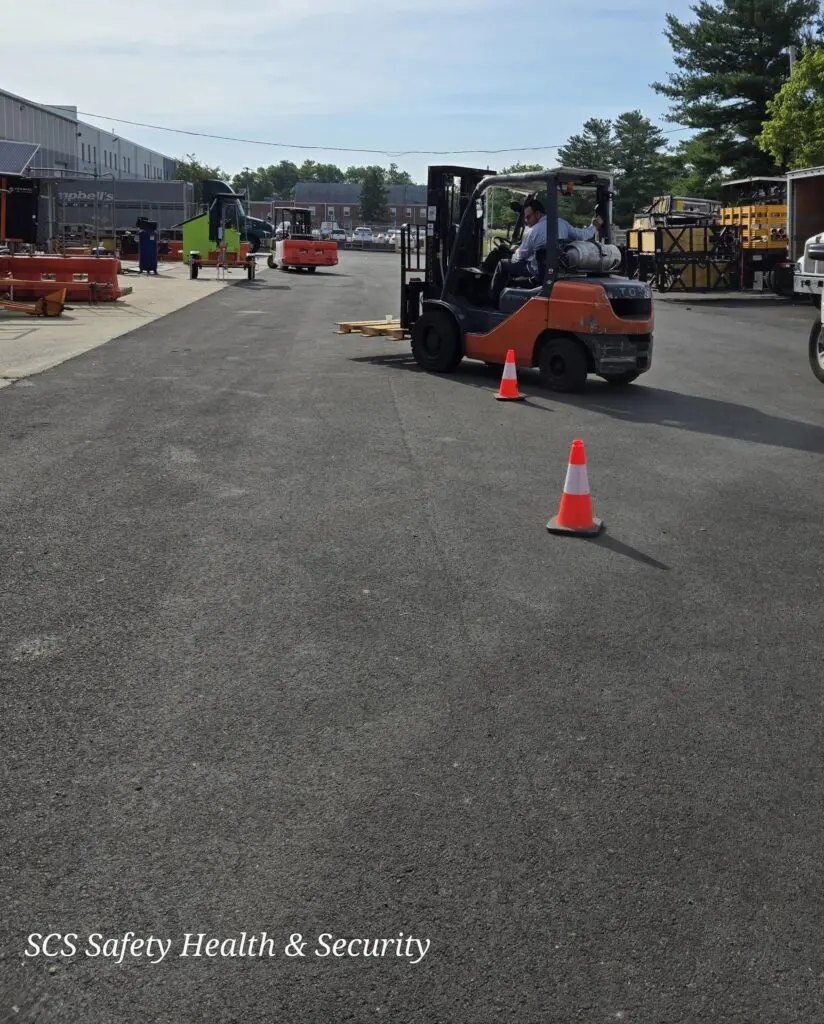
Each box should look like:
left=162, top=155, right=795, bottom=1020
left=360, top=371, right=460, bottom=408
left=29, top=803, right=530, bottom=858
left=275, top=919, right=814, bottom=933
left=4, top=0, right=700, bottom=184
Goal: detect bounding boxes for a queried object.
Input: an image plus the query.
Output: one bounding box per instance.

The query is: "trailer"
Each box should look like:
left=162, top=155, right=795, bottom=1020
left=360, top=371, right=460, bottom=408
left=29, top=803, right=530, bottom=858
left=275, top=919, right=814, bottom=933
left=787, top=166, right=824, bottom=300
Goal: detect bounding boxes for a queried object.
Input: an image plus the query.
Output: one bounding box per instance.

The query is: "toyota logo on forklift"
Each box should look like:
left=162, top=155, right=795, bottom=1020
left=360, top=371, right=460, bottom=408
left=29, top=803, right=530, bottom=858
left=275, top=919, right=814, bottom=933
left=399, top=165, right=654, bottom=392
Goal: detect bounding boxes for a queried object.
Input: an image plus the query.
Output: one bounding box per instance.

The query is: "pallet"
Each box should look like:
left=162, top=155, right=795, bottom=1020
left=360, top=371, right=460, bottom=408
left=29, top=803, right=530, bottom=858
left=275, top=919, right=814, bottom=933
left=336, top=318, right=407, bottom=339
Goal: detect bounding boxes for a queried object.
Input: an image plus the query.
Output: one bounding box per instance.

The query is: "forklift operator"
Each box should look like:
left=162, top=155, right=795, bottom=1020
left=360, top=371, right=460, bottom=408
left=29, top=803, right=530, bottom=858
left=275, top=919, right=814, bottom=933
left=489, top=198, right=604, bottom=306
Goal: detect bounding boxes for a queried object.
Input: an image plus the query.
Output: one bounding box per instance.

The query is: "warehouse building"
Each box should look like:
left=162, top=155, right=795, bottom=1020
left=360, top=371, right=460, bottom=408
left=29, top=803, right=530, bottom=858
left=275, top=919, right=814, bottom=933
left=291, top=183, right=428, bottom=230
left=0, top=86, right=174, bottom=180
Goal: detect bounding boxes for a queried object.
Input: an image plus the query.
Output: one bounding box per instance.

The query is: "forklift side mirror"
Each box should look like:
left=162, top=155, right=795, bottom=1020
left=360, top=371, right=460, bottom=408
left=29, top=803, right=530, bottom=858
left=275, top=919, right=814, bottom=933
left=475, top=199, right=484, bottom=219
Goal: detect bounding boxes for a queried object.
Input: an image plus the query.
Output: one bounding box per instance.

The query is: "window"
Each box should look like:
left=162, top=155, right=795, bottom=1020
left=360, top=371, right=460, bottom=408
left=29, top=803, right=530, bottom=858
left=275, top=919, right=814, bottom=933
left=81, top=143, right=85, bottom=161
left=308, top=206, right=315, bottom=215
left=389, top=207, right=396, bottom=216
left=93, top=146, right=96, bottom=162
left=419, top=208, right=427, bottom=217
left=104, top=151, right=108, bottom=167
left=343, top=206, right=350, bottom=216
left=406, top=207, right=412, bottom=216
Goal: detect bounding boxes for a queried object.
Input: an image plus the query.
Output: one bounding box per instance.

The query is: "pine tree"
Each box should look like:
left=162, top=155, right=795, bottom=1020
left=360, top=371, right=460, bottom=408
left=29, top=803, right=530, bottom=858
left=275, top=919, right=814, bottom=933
left=359, top=167, right=389, bottom=223
left=651, top=0, right=823, bottom=177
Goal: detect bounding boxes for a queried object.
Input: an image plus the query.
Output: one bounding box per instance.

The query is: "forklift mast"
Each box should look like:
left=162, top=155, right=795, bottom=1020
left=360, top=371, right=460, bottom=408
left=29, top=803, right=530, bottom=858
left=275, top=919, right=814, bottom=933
left=426, top=165, right=494, bottom=293
left=273, top=207, right=313, bottom=239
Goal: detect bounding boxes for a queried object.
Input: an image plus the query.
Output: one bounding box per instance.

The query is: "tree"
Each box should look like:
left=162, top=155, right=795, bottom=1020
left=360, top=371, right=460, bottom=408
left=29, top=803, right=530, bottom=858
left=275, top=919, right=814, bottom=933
left=359, top=167, right=389, bottom=222
left=486, top=163, right=544, bottom=229
left=555, top=114, right=678, bottom=227
left=558, top=118, right=616, bottom=219
left=173, top=154, right=228, bottom=205
left=345, top=163, right=415, bottom=185
left=652, top=0, right=823, bottom=179
left=386, top=162, right=413, bottom=184
left=758, top=45, right=824, bottom=168
left=611, top=111, right=677, bottom=225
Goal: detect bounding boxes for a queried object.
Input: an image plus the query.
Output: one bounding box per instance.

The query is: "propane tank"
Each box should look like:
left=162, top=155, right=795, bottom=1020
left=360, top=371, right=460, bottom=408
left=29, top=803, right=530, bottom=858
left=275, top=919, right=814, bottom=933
left=560, top=241, right=622, bottom=274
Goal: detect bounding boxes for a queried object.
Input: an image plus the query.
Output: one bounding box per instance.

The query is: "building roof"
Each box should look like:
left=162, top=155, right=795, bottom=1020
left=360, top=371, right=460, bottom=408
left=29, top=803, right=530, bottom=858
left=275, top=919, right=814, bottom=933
left=294, top=181, right=426, bottom=205
left=0, top=140, right=41, bottom=175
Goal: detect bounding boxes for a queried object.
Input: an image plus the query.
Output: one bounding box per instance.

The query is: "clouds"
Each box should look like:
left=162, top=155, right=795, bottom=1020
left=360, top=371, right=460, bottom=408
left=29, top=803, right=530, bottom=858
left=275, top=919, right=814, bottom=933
left=2, top=0, right=697, bottom=180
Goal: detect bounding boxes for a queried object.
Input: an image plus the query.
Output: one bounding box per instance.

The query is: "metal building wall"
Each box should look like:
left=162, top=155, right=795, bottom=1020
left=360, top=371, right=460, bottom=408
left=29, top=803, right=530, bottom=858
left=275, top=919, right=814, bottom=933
left=0, top=89, right=78, bottom=173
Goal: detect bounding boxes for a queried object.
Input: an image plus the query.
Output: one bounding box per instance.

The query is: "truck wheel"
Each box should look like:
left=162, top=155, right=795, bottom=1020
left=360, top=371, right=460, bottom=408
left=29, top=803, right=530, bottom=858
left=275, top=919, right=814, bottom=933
left=809, top=320, right=824, bottom=383
left=538, top=337, right=587, bottom=392
left=411, top=311, right=462, bottom=372
left=600, top=371, right=639, bottom=386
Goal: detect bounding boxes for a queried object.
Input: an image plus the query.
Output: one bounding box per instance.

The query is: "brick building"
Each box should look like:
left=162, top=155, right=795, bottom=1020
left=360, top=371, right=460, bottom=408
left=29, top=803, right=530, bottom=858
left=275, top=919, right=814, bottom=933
left=284, top=182, right=427, bottom=230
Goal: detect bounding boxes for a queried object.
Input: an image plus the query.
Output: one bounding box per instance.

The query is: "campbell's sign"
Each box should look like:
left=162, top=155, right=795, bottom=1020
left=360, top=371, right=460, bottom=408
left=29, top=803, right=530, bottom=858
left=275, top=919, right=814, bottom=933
left=59, top=189, right=115, bottom=203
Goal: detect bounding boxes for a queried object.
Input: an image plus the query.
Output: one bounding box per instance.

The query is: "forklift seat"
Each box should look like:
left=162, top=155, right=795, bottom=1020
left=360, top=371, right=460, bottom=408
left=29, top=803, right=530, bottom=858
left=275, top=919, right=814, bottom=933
left=497, top=246, right=547, bottom=313
left=498, top=284, right=543, bottom=314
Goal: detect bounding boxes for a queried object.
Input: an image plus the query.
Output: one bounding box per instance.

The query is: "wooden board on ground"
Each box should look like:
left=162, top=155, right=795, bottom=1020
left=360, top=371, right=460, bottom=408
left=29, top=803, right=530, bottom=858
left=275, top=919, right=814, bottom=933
left=335, top=318, right=408, bottom=340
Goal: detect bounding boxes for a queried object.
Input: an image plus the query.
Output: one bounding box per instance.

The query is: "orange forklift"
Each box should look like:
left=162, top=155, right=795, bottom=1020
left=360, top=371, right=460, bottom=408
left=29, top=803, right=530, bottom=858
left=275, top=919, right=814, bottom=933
left=400, top=166, right=654, bottom=391
left=266, top=208, right=338, bottom=272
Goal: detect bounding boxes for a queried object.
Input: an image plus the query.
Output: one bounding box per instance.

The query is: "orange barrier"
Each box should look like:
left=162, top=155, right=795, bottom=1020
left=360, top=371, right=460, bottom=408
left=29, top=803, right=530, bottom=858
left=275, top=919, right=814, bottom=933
left=547, top=439, right=603, bottom=537
left=0, top=255, right=123, bottom=302
left=279, top=239, right=338, bottom=268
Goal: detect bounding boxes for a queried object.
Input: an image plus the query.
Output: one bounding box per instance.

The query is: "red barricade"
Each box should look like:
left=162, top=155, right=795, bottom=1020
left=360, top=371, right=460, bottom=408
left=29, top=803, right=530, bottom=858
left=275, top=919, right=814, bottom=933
left=0, top=255, right=123, bottom=301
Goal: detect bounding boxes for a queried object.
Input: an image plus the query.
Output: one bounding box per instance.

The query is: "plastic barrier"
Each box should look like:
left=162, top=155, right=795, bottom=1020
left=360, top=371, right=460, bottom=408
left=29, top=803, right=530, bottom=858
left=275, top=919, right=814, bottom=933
left=0, top=255, right=123, bottom=301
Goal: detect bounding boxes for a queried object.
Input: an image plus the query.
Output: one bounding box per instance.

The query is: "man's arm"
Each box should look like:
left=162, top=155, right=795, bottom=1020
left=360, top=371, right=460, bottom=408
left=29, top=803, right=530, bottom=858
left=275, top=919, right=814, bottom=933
left=561, top=220, right=597, bottom=241
left=512, top=224, right=536, bottom=264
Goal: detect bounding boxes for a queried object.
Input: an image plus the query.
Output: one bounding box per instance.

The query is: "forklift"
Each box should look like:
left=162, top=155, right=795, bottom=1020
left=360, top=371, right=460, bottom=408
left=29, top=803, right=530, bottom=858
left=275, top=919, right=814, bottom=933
left=400, top=166, right=654, bottom=391
left=266, top=208, right=338, bottom=272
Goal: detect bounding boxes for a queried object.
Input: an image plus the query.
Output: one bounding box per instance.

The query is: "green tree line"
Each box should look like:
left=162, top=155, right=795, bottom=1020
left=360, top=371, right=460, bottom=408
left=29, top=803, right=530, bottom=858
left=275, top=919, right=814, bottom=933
left=173, top=0, right=824, bottom=228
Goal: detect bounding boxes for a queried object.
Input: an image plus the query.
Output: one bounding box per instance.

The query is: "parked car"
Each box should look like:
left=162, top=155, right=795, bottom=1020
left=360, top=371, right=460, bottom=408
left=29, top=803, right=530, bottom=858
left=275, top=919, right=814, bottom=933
left=352, top=227, right=373, bottom=243
left=330, top=228, right=347, bottom=244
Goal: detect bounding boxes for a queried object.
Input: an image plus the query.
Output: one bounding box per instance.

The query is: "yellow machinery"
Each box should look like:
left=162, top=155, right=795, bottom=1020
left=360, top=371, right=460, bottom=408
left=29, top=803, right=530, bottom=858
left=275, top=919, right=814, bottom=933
left=718, top=178, right=788, bottom=290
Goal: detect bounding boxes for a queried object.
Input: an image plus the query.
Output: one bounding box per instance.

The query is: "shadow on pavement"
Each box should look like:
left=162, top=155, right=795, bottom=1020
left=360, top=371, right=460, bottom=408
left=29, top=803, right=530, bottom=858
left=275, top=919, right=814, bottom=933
left=349, top=352, right=553, bottom=410
left=659, top=295, right=812, bottom=309
left=353, top=353, right=824, bottom=454
left=591, top=533, right=670, bottom=570
left=548, top=381, right=824, bottom=455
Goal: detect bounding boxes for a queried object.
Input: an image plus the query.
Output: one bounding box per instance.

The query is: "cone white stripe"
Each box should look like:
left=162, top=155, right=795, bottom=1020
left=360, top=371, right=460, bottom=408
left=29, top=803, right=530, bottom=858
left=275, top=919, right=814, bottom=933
left=503, top=360, right=517, bottom=380
left=563, top=463, right=590, bottom=495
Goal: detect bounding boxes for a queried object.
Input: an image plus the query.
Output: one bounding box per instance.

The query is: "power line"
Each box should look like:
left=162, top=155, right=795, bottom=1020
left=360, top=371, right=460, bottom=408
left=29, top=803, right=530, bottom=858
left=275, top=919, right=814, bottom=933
left=75, top=110, right=694, bottom=159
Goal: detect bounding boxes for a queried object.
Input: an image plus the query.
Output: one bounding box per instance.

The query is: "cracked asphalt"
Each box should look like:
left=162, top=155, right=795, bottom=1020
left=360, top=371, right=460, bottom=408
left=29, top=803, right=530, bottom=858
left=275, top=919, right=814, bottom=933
left=2, top=253, right=823, bottom=1022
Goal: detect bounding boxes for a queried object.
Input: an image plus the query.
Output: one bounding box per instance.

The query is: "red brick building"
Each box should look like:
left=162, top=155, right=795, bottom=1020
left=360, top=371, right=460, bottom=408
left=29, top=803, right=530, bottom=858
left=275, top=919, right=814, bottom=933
left=249, top=183, right=427, bottom=231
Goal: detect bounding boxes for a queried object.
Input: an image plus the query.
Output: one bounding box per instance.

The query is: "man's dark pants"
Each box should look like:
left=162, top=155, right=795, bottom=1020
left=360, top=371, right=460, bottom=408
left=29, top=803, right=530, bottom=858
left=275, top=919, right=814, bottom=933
left=490, top=259, right=535, bottom=307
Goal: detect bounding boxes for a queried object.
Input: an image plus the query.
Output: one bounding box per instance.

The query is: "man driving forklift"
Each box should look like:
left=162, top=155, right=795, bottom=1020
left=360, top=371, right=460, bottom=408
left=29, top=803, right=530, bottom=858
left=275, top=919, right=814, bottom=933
left=488, top=197, right=605, bottom=305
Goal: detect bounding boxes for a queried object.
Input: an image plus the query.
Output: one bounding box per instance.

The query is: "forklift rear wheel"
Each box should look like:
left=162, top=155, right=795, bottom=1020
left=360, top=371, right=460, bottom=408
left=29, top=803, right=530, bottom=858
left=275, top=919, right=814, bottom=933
left=809, top=320, right=824, bottom=383
left=538, top=338, right=587, bottom=393
left=411, top=311, right=462, bottom=373
left=267, top=255, right=277, bottom=269
left=600, top=371, right=639, bottom=387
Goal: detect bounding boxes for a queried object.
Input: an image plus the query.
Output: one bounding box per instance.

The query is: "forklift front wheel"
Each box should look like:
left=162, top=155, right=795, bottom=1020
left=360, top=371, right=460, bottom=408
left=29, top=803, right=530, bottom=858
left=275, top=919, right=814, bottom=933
left=267, top=255, right=277, bottom=269
left=537, top=337, right=587, bottom=393
left=809, top=320, right=824, bottom=383
left=411, top=311, right=462, bottom=373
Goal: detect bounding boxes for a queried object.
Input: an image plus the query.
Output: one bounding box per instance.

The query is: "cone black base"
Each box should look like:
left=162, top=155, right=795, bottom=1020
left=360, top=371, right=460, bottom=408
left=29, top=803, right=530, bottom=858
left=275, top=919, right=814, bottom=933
left=547, top=516, right=604, bottom=537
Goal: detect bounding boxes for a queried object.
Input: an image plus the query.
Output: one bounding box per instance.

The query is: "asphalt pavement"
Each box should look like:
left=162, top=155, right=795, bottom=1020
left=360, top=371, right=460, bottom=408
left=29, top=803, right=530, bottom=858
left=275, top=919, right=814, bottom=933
left=2, top=253, right=824, bottom=1022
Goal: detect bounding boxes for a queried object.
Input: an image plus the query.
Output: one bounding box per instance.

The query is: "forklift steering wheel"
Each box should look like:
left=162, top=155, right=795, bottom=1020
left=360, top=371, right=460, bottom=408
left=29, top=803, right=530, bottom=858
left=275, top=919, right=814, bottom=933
left=492, top=237, right=511, bottom=249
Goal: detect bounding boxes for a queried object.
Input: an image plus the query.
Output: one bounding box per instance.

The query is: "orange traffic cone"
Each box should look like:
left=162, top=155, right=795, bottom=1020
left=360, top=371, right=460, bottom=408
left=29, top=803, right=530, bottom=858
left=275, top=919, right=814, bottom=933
left=495, top=348, right=525, bottom=401
left=547, top=439, right=603, bottom=536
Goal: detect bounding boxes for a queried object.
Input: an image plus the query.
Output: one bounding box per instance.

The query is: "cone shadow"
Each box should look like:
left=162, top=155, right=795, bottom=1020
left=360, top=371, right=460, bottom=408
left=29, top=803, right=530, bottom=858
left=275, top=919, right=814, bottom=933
left=592, top=532, right=670, bottom=570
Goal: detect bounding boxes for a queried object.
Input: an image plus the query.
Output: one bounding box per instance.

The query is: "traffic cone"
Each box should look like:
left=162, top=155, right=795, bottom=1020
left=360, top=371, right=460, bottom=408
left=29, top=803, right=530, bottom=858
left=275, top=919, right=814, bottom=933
left=547, top=439, right=603, bottom=536
left=495, top=348, right=525, bottom=401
